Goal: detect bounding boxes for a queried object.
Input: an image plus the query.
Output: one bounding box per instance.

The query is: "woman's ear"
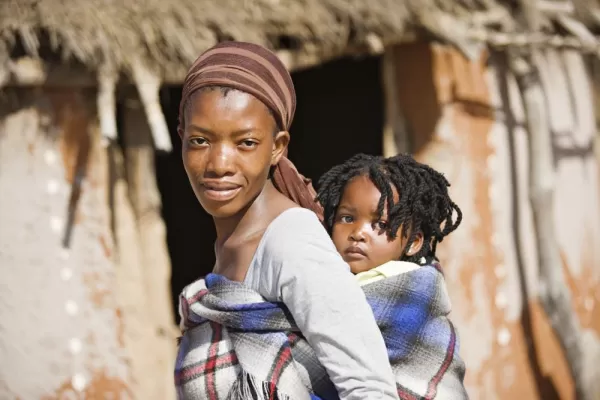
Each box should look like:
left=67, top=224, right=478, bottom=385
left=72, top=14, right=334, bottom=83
left=272, top=130, right=290, bottom=166
left=405, top=232, right=424, bottom=256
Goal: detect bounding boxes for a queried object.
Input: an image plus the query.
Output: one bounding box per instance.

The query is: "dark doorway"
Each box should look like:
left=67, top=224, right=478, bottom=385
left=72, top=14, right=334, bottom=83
left=155, top=55, right=384, bottom=322
left=289, top=55, right=384, bottom=182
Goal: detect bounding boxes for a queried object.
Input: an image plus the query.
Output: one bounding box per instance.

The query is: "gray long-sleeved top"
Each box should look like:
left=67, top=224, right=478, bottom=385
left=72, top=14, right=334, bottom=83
left=244, top=207, right=399, bottom=400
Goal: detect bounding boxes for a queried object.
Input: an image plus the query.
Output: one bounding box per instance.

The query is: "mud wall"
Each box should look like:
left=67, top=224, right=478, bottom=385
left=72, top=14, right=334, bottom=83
left=0, top=89, right=175, bottom=400
left=389, top=42, right=600, bottom=399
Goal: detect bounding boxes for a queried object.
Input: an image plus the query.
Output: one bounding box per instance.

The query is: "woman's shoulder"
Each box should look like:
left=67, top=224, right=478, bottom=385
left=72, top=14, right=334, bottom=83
left=258, top=207, right=335, bottom=259
left=246, top=207, right=347, bottom=297
left=264, top=207, right=325, bottom=239
left=268, top=206, right=319, bottom=227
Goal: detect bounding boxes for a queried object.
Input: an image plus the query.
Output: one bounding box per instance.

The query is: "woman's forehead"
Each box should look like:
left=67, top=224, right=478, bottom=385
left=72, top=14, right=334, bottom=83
left=186, top=89, right=275, bottom=130
left=188, top=89, right=261, bottom=114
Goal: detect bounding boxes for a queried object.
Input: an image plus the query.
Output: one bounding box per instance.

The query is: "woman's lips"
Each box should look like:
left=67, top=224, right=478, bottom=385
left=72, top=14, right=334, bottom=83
left=201, top=182, right=242, bottom=201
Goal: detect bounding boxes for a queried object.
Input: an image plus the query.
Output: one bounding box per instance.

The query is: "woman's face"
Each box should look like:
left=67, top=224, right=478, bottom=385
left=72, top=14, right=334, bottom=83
left=182, top=88, right=289, bottom=219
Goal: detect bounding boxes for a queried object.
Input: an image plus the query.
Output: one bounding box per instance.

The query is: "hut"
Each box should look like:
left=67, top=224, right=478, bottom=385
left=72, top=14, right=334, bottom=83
left=1, top=0, right=599, bottom=399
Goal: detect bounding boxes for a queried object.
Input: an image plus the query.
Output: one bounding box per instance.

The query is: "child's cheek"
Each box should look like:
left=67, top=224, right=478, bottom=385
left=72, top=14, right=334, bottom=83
left=330, top=224, right=345, bottom=253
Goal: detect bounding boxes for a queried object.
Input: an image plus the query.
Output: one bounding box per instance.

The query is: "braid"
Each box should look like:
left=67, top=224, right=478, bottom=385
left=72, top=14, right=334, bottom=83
left=316, top=153, right=462, bottom=263
left=383, top=154, right=462, bottom=263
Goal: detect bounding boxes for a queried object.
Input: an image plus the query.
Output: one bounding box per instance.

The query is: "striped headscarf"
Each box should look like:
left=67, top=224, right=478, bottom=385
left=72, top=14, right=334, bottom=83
left=178, top=41, right=323, bottom=220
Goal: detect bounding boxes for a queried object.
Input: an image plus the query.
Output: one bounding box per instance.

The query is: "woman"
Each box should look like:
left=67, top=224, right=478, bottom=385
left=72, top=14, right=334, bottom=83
left=175, top=41, right=398, bottom=399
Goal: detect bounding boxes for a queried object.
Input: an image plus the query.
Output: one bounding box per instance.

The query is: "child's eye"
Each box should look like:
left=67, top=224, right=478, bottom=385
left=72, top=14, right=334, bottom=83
left=339, top=215, right=353, bottom=223
left=374, top=220, right=388, bottom=230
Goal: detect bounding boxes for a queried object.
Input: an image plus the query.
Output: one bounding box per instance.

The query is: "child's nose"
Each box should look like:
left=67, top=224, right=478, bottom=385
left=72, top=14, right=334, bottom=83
left=349, top=226, right=367, bottom=242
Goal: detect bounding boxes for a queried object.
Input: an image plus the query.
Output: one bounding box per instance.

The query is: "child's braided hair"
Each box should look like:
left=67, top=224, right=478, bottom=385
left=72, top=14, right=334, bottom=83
left=316, top=153, right=462, bottom=263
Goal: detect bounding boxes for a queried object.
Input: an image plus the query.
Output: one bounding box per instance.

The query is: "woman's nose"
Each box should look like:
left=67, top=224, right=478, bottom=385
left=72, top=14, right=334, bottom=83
left=206, top=144, right=235, bottom=177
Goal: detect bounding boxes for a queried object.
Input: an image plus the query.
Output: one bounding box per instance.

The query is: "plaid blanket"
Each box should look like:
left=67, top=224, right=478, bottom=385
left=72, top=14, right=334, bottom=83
left=175, top=264, right=468, bottom=400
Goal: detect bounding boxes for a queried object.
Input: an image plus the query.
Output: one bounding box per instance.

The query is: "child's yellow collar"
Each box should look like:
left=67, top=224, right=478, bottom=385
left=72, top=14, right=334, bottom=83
left=355, top=261, right=420, bottom=286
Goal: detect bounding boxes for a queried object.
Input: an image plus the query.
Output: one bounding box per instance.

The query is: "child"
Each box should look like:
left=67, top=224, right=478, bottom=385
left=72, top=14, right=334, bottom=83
left=317, top=153, right=469, bottom=399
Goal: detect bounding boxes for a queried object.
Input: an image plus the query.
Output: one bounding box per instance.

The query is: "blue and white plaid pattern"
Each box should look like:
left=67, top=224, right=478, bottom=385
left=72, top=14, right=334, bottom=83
left=176, top=264, right=468, bottom=400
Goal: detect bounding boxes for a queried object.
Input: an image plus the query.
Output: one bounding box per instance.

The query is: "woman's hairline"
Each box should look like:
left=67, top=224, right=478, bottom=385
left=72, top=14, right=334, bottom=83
left=183, top=85, right=284, bottom=134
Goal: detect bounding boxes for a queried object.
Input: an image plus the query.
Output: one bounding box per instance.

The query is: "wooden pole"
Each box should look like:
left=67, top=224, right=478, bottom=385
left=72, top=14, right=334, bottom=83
left=381, top=46, right=411, bottom=157
left=107, top=140, right=153, bottom=399
left=509, top=53, right=587, bottom=399
left=382, top=47, right=399, bottom=157
left=510, top=1, right=589, bottom=397
left=121, top=92, right=177, bottom=400
left=590, top=57, right=600, bottom=169
left=97, top=64, right=118, bottom=146
left=130, top=60, right=173, bottom=152
left=121, top=93, right=175, bottom=332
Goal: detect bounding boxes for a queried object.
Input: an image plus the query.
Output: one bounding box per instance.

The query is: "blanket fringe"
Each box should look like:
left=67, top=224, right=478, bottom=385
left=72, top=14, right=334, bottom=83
left=227, top=371, right=292, bottom=400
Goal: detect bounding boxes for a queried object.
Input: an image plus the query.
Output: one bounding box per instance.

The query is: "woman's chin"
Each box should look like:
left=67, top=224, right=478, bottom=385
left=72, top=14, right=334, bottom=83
left=200, top=202, right=240, bottom=219
left=197, top=195, right=249, bottom=219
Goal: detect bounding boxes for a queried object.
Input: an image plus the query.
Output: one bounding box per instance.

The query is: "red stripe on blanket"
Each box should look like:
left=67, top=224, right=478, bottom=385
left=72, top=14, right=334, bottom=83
left=205, top=322, right=223, bottom=400
left=190, top=289, right=208, bottom=303
left=424, top=321, right=457, bottom=399
left=398, top=392, right=418, bottom=400
left=287, top=333, right=300, bottom=345
left=265, top=333, right=297, bottom=400
left=180, top=295, right=191, bottom=329
left=182, top=289, right=209, bottom=329
left=175, top=350, right=238, bottom=384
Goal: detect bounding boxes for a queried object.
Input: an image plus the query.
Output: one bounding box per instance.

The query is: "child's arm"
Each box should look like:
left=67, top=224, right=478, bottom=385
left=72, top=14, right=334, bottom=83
left=256, top=209, right=399, bottom=400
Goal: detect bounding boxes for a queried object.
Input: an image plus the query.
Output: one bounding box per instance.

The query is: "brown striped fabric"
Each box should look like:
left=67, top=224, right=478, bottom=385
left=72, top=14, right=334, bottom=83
left=178, top=41, right=323, bottom=220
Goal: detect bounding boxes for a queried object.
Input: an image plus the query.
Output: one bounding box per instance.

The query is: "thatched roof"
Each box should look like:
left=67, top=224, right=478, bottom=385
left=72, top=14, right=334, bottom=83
left=3, top=0, right=600, bottom=84
left=0, top=0, right=404, bottom=75
left=2, top=0, right=600, bottom=151
left=4, top=0, right=600, bottom=81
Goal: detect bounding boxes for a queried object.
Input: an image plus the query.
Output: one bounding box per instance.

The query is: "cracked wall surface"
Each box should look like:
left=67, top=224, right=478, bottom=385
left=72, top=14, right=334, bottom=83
left=391, top=43, right=600, bottom=399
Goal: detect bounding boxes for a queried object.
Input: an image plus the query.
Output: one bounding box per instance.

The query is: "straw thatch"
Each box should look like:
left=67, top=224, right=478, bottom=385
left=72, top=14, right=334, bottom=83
left=0, top=0, right=410, bottom=76
left=4, top=0, right=600, bottom=152
left=2, top=0, right=600, bottom=79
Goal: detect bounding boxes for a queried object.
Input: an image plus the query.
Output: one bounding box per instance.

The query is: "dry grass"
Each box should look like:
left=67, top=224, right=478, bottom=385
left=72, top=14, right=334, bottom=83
left=1, top=0, right=598, bottom=75
left=0, top=0, right=507, bottom=71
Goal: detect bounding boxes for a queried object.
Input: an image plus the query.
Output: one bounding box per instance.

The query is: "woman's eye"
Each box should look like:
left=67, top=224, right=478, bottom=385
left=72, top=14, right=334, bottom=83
left=240, top=140, right=258, bottom=149
left=189, top=137, right=208, bottom=146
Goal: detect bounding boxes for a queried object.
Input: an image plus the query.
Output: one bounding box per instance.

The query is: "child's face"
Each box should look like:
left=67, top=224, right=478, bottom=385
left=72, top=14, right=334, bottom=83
left=331, top=175, right=408, bottom=274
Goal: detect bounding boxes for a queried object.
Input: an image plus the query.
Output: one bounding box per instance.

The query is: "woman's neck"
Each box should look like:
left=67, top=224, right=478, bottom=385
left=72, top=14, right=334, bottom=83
left=213, top=180, right=279, bottom=246
left=211, top=180, right=299, bottom=281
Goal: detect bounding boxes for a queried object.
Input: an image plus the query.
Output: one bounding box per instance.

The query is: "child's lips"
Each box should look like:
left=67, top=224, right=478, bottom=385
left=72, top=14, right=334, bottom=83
left=344, top=245, right=367, bottom=259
